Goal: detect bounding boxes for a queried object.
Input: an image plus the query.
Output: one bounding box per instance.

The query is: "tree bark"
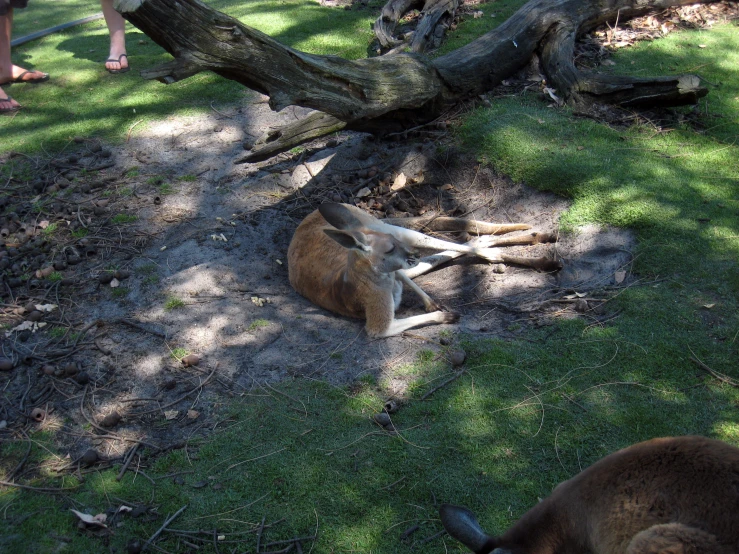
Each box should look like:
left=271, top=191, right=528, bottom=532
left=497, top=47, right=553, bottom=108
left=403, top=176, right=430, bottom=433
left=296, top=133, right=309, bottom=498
left=116, top=0, right=714, bottom=158
left=374, top=0, right=460, bottom=54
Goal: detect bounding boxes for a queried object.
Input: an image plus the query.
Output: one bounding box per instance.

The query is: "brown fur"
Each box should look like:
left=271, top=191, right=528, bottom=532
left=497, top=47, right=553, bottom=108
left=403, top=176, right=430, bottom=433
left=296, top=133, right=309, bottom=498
left=441, top=436, right=739, bottom=554
left=287, top=205, right=458, bottom=338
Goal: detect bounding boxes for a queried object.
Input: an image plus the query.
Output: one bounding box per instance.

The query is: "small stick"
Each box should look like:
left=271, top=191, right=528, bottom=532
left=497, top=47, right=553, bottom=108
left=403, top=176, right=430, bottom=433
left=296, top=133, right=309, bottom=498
left=420, top=370, right=467, bottom=400
left=379, top=476, right=406, bottom=490
left=0, top=479, right=79, bottom=493
left=116, top=318, right=167, bottom=338
left=263, top=545, right=294, bottom=554
left=154, top=470, right=195, bottom=480
left=142, top=505, right=188, bottom=552
left=400, top=524, right=420, bottom=541
left=116, top=443, right=139, bottom=481
left=689, top=348, right=738, bottom=387
left=412, top=529, right=446, bottom=548
left=130, top=365, right=218, bottom=416
left=256, top=515, right=266, bottom=552
left=263, top=536, right=317, bottom=547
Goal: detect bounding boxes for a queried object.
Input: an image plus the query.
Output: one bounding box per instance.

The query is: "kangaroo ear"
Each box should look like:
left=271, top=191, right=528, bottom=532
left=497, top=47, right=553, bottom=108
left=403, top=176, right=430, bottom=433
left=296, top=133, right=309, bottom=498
left=440, top=504, right=497, bottom=554
left=319, top=203, right=362, bottom=230
left=323, top=229, right=370, bottom=252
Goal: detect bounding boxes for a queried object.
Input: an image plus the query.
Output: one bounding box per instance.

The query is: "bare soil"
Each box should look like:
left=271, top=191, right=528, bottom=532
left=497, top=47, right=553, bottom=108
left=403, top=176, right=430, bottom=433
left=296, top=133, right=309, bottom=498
left=0, top=94, right=635, bottom=464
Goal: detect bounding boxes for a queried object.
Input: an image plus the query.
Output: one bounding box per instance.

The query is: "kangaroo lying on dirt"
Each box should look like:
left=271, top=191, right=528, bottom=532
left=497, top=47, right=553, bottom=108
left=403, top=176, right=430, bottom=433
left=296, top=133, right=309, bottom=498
left=288, top=203, right=560, bottom=338
left=441, top=435, right=739, bottom=554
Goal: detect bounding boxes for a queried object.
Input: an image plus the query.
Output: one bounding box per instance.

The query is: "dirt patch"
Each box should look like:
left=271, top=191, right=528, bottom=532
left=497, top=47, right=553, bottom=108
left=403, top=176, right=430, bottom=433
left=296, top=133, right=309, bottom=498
left=0, top=92, right=634, bottom=463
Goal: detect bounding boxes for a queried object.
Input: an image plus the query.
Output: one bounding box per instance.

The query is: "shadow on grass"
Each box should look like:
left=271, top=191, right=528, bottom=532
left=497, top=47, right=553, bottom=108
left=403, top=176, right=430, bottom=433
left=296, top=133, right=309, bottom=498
left=1, top=7, right=739, bottom=554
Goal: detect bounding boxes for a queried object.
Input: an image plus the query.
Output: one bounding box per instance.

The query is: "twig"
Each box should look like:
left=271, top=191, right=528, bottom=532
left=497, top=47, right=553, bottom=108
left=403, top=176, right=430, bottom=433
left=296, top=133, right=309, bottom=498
left=116, top=318, right=167, bottom=338
left=225, top=447, right=286, bottom=472
left=412, top=530, right=446, bottom=548
left=0, top=479, right=79, bottom=493
left=420, top=370, right=467, bottom=400
left=256, top=516, right=266, bottom=553
left=689, top=347, right=738, bottom=387
left=379, top=476, right=406, bottom=491
left=7, top=436, right=33, bottom=481
left=116, top=443, right=139, bottom=481
left=264, top=536, right=317, bottom=548
left=143, top=505, right=188, bottom=552
left=130, top=365, right=218, bottom=416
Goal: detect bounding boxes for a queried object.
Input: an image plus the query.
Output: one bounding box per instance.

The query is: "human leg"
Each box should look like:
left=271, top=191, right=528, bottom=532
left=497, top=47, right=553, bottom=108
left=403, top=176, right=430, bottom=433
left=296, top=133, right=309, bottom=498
left=0, top=4, right=48, bottom=87
left=101, top=0, right=128, bottom=72
left=0, top=7, right=19, bottom=111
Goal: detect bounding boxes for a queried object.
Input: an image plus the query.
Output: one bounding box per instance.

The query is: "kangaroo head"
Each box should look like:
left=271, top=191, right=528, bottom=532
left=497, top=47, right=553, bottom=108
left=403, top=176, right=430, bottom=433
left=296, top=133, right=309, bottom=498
left=320, top=203, right=419, bottom=274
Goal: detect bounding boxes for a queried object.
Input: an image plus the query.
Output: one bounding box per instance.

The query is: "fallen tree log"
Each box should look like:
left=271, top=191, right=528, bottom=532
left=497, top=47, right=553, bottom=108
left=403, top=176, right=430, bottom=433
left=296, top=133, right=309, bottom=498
left=116, top=0, right=714, bottom=160
left=374, top=0, right=460, bottom=54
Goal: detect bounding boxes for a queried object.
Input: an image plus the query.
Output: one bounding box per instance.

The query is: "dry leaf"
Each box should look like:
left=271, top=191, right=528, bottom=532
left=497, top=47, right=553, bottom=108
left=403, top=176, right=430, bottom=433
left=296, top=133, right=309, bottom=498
left=275, top=259, right=283, bottom=265
left=187, top=410, right=200, bottom=420
left=70, top=510, right=108, bottom=527
left=702, top=303, right=715, bottom=309
left=355, top=187, right=371, bottom=198
left=164, top=410, right=179, bottom=420
left=473, top=10, right=483, bottom=18
left=110, top=278, right=120, bottom=288
left=614, top=270, right=626, bottom=284
left=35, top=304, right=57, bottom=312
left=698, top=44, right=707, bottom=48
left=38, top=220, right=50, bottom=229
left=391, top=173, right=407, bottom=192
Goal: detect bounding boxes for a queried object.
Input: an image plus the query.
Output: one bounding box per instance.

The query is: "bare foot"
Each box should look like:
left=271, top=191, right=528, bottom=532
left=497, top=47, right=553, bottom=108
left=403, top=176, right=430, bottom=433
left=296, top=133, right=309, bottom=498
left=105, top=52, right=129, bottom=73
left=0, top=86, right=21, bottom=113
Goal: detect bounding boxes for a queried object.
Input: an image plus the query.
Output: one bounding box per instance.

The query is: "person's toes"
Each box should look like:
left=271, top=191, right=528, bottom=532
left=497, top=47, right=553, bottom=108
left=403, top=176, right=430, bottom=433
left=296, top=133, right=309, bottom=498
left=0, top=93, right=21, bottom=113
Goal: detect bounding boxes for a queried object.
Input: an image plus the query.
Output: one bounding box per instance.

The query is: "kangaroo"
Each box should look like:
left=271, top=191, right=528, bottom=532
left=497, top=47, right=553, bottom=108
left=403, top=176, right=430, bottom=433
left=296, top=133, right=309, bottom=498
left=440, top=435, right=739, bottom=554
left=287, top=203, right=559, bottom=338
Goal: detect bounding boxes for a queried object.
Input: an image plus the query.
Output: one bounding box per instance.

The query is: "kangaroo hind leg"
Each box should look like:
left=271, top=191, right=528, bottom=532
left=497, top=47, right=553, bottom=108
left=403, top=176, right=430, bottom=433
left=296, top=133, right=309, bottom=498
left=626, top=523, right=728, bottom=554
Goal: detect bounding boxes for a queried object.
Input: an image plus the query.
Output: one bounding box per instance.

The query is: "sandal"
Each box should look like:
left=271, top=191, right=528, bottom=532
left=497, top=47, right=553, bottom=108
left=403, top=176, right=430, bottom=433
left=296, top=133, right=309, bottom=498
left=0, top=70, right=49, bottom=86
left=105, top=54, right=130, bottom=74
left=0, top=96, right=21, bottom=115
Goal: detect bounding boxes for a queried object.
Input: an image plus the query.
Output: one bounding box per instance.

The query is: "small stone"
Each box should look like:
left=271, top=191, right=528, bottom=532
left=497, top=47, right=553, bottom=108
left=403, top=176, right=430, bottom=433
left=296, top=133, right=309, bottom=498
left=163, top=377, right=177, bottom=390
left=439, top=336, right=451, bottom=346
left=492, top=264, right=507, bottom=274
left=449, top=349, right=466, bottom=367
left=81, top=449, right=99, bottom=466
left=0, top=358, right=14, bottom=371
left=63, top=363, right=79, bottom=376
left=574, top=299, right=589, bottom=313
left=373, top=412, right=391, bottom=426
left=181, top=354, right=200, bottom=367
left=100, top=411, right=121, bottom=428
left=26, top=310, right=44, bottom=322
left=126, top=539, right=143, bottom=554
left=42, top=364, right=56, bottom=375
left=75, top=371, right=90, bottom=385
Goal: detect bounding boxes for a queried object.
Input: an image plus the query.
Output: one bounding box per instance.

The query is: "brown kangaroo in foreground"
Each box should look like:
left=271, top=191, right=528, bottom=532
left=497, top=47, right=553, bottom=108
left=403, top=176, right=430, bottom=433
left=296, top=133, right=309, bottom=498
left=288, top=203, right=559, bottom=338
left=441, top=436, right=739, bottom=554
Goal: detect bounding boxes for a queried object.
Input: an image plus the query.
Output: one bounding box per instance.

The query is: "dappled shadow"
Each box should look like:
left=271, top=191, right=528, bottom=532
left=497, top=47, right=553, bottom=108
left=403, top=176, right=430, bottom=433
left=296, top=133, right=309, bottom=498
left=2, top=4, right=739, bottom=553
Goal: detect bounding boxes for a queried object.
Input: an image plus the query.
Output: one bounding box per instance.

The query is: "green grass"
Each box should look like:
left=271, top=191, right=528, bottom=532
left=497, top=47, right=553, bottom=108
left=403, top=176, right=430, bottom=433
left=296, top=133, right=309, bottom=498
left=248, top=318, right=271, bottom=331
left=164, top=295, right=185, bottom=310
left=2, top=2, right=739, bottom=554
left=2, top=0, right=382, bottom=153
left=111, top=286, right=129, bottom=298
left=110, top=213, right=137, bottom=224
left=169, top=347, right=189, bottom=360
